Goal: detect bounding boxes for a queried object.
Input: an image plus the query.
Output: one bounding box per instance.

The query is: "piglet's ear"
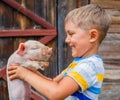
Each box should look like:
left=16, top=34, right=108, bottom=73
left=17, top=43, right=26, bottom=56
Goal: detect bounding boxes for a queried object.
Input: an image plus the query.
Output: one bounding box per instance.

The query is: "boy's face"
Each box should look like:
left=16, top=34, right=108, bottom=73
left=65, top=22, right=91, bottom=58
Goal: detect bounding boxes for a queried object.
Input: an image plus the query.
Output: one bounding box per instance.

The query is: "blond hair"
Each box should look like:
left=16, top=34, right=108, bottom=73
left=65, top=4, right=111, bottom=44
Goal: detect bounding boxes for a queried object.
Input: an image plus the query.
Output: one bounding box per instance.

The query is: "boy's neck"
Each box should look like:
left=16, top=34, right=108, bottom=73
left=82, top=43, right=99, bottom=58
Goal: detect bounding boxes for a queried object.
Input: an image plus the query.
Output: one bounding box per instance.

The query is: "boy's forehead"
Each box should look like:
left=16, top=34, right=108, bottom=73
left=65, top=21, right=76, bottom=28
left=65, top=22, right=78, bottom=31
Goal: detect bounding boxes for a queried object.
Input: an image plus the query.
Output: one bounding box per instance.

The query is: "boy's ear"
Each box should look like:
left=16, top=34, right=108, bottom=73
left=89, top=29, right=99, bottom=43
left=17, top=43, right=26, bottom=56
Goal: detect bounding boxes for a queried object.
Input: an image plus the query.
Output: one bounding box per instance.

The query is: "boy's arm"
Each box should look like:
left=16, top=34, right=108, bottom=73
left=8, top=65, right=79, bottom=100
left=27, top=66, right=64, bottom=82
left=23, top=69, right=79, bottom=100
left=53, top=74, right=63, bottom=82
left=32, top=70, right=63, bottom=82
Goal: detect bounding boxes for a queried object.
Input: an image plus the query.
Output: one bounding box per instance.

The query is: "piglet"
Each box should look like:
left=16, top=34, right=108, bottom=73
left=7, top=40, right=52, bottom=100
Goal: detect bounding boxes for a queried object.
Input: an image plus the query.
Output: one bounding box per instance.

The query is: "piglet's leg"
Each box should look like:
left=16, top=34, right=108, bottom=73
left=24, top=82, right=31, bottom=100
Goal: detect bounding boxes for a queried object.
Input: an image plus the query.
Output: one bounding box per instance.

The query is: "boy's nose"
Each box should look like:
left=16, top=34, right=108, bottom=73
left=65, top=37, right=70, bottom=44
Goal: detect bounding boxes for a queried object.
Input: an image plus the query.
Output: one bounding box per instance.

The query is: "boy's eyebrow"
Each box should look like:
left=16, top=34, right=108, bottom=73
left=67, top=30, right=75, bottom=34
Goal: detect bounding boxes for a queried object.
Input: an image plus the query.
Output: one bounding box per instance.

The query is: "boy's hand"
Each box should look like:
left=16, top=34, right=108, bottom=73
left=7, top=62, right=49, bottom=81
left=8, top=64, right=27, bottom=81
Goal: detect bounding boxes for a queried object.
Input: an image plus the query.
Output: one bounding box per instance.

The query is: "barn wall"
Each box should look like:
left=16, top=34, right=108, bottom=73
left=0, top=0, right=120, bottom=100
left=91, top=0, right=120, bottom=99
left=0, top=0, right=57, bottom=99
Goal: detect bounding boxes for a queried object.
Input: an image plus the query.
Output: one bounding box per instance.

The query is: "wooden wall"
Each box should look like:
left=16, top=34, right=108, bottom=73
left=0, top=0, right=57, bottom=76
left=0, top=0, right=57, bottom=99
left=0, top=0, right=120, bottom=100
left=91, top=0, right=120, bottom=100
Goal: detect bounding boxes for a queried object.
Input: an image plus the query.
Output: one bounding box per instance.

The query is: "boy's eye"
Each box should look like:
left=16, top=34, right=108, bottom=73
left=69, top=32, right=74, bottom=36
left=67, top=31, right=75, bottom=36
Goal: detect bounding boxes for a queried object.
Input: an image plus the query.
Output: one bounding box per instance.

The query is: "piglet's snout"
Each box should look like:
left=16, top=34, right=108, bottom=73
left=41, top=47, right=52, bottom=56
left=48, top=48, right=52, bottom=55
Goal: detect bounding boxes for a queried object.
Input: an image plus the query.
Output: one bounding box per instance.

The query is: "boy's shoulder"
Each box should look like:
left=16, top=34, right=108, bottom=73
left=74, top=55, right=103, bottom=63
left=73, top=55, right=104, bottom=72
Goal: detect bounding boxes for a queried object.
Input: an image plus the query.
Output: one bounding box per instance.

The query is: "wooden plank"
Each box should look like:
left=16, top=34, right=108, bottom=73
left=39, top=36, right=56, bottom=44
left=105, top=69, right=120, bottom=82
left=104, top=64, right=120, bottom=82
left=99, top=33, right=120, bottom=62
left=76, top=0, right=90, bottom=7
left=2, top=0, right=55, bottom=29
left=99, top=83, right=120, bottom=100
left=0, top=79, right=9, bottom=100
left=46, top=0, right=54, bottom=24
left=91, top=0, right=120, bottom=9
left=111, top=16, right=120, bottom=24
left=0, top=38, right=14, bottom=59
left=34, top=0, right=55, bottom=25
left=12, top=0, right=34, bottom=30
left=25, top=0, right=35, bottom=12
left=99, top=63, right=120, bottom=99
left=0, top=67, right=6, bottom=80
left=57, top=0, right=77, bottom=73
left=104, top=63, right=120, bottom=69
left=0, top=1, right=13, bottom=29
left=108, top=28, right=120, bottom=33
left=107, top=9, right=120, bottom=16
left=0, top=29, right=56, bottom=37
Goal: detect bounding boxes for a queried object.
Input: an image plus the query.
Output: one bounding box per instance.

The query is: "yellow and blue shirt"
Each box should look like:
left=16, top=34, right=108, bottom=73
left=62, top=55, right=104, bottom=100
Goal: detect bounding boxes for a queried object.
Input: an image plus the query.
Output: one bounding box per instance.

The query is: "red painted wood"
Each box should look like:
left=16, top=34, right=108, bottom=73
left=0, top=66, right=7, bottom=80
left=31, top=90, right=45, bottom=100
left=0, top=29, right=57, bottom=37
left=1, top=0, right=55, bottom=29
left=0, top=0, right=57, bottom=45
left=0, top=29, right=57, bottom=44
left=39, top=35, right=56, bottom=44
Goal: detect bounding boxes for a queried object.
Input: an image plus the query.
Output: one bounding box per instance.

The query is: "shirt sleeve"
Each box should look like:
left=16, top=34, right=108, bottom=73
left=66, top=62, right=97, bottom=92
left=61, top=68, right=67, bottom=77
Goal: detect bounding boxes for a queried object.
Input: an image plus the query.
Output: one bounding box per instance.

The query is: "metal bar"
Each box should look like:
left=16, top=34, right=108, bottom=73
left=2, top=0, right=55, bottom=29
left=0, top=29, right=57, bottom=37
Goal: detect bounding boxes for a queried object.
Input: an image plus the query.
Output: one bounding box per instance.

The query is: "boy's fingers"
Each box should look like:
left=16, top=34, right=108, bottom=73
left=8, top=70, right=16, bottom=76
left=9, top=74, right=17, bottom=81
left=8, top=66, right=17, bottom=71
left=10, top=63, right=19, bottom=66
left=8, top=63, right=19, bottom=70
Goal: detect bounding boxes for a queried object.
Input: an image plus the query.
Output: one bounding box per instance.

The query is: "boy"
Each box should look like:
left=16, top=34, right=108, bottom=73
left=8, top=4, right=111, bottom=100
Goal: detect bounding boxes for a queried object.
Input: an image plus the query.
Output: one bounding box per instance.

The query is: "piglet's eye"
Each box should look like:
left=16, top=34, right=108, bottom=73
left=31, top=46, right=38, bottom=49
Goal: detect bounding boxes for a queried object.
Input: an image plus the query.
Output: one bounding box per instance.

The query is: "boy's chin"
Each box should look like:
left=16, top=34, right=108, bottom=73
left=72, top=53, right=77, bottom=58
left=72, top=53, right=82, bottom=58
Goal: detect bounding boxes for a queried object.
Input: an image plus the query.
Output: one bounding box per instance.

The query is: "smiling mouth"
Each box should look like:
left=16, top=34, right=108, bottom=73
left=70, top=45, right=75, bottom=48
left=71, top=46, right=75, bottom=52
